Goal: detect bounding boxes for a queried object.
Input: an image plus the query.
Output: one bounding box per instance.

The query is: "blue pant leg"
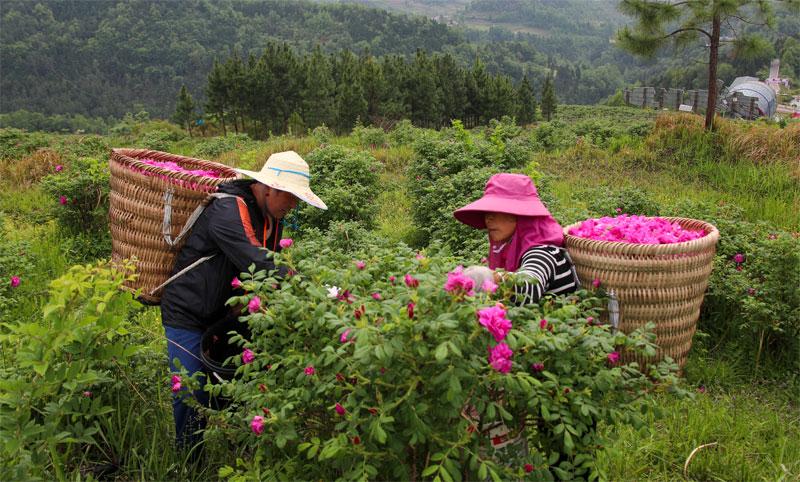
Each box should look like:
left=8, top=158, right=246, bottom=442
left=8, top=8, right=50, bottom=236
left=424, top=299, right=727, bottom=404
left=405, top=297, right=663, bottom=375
left=163, top=325, right=209, bottom=452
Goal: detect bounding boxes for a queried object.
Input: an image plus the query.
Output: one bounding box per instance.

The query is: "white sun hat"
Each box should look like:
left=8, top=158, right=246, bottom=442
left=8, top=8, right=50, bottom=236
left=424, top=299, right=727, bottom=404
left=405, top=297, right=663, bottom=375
left=235, top=151, right=327, bottom=210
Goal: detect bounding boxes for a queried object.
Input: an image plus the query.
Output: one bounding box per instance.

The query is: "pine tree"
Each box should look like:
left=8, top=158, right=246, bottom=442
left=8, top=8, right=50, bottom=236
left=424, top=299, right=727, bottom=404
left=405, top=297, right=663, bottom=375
left=516, top=74, right=537, bottom=125
left=540, top=73, right=557, bottom=122
left=302, top=46, right=337, bottom=129
left=206, top=59, right=228, bottom=136
left=173, top=85, right=196, bottom=137
left=617, top=0, right=779, bottom=130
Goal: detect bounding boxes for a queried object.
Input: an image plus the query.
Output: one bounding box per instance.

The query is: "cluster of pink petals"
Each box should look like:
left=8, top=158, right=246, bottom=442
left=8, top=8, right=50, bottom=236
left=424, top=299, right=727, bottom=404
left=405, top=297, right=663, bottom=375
left=340, top=329, right=351, bottom=343
left=171, top=375, right=182, bottom=393
left=607, top=351, right=620, bottom=364
left=569, top=215, right=706, bottom=244
left=481, top=278, right=498, bottom=293
left=251, top=415, right=265, bottom=435
left=55, top=164, right=64, bottom=172
left=59, top=195, right=68, bottom=205
left=279, top=238, right=293, bottom=249
left=242, top=348, right=255, bottom=364
left=248, top=296, right=261, bottom=313
left=10, top=276, right=20, bottom=288
left=335, top=403, right=346, bottom=416
left=404, top=274, right=419, bottom=288
left=355, top=260, right=366, bottom=270
left=407, top=302, right=415, bottom=319
left=231, top=277, right=242, bottom=289
left=304, top=366, right=315, bottom=376
left=488, top=343, right=513, bottom=373
left=131, top=159, right=223, bottom=192
left=443, top=266, right=475, bottom=296
left=478, top=303, right=512, bottom=342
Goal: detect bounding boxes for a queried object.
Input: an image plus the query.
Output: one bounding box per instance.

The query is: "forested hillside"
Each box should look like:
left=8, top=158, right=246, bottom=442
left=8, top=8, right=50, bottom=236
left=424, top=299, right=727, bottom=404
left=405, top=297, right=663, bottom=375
left=2, top=0, right=798, bottom=121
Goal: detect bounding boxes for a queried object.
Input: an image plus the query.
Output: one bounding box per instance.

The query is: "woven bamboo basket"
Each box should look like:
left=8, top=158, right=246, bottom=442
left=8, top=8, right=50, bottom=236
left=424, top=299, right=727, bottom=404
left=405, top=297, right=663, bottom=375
left=563, top=217, right=719, bottom=369
left=109, top=149, right=238, bottom=304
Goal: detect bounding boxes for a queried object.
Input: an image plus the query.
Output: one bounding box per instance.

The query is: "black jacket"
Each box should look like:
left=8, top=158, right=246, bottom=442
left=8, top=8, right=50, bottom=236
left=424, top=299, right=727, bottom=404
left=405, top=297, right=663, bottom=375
left=160, top=180, right=285, bottom=332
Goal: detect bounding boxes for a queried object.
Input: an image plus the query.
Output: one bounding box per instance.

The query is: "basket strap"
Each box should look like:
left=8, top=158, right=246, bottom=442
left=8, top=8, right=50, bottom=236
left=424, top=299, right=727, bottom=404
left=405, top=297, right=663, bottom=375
left=162, top=190, right=239, bottom=248
left=152, top=192, right=242, bottom=296
left=149, top=254, right=216, bottom=296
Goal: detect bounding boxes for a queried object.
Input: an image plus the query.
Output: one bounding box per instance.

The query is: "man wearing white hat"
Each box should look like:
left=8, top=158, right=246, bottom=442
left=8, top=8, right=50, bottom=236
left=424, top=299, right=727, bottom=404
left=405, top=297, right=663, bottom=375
left=160, top=151, right=326, bottom=457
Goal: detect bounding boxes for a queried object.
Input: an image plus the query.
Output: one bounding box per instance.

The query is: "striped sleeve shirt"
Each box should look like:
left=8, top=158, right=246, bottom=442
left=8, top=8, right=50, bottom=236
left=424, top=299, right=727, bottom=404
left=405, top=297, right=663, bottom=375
left=513, top=245, right=578, bottom=305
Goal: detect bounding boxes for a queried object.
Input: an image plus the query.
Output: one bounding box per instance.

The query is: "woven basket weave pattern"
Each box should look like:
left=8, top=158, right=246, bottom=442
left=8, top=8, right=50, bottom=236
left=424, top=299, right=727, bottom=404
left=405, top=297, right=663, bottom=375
left=109, top=149, right=238, bottom=303
left=564, top=217, right=719, bottom=369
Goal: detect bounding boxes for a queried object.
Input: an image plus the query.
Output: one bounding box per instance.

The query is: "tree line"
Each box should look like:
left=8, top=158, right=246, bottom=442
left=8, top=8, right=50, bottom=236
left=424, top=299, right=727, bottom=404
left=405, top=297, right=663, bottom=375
left=174, top=44, right=558, bottom=137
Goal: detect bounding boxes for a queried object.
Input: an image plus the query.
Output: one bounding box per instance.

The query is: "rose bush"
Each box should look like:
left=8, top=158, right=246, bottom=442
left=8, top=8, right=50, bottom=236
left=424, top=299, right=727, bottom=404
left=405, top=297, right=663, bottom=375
left=201, top=236, right=681, bottom=481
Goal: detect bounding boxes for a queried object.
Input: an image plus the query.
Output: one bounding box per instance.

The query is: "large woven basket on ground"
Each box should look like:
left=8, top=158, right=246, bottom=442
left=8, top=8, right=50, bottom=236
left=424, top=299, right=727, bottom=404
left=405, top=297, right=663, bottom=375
left=563, top=217, right=719, bottom=369
left=109, top=149, right=238, bottom=304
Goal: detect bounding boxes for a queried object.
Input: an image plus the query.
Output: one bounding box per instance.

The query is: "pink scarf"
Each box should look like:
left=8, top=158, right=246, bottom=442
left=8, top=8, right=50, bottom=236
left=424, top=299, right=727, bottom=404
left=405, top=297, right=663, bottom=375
left=488, top=216, right=565, bottom=272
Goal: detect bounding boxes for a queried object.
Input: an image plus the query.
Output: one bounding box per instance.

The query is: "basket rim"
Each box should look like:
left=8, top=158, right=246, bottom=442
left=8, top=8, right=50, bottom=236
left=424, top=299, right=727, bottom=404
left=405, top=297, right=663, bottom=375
left=563, top=216, right=720, bottom=256
left=111, top=148, right=239, bottom=185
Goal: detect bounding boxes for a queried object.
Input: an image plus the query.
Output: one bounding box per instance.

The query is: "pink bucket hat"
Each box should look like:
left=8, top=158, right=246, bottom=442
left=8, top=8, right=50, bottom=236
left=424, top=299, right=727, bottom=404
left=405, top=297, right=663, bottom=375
left=454, top=173, right=552, bottom=228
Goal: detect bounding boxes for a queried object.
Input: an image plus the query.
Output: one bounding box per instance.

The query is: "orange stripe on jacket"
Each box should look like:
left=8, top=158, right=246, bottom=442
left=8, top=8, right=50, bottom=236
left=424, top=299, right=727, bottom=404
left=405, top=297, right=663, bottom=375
left=236, top=198, right=261, bottom=247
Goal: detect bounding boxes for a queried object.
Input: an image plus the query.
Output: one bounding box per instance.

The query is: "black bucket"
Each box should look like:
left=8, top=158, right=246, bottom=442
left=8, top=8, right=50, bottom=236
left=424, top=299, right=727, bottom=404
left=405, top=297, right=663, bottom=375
left=200, top=318, right=251, bottom=384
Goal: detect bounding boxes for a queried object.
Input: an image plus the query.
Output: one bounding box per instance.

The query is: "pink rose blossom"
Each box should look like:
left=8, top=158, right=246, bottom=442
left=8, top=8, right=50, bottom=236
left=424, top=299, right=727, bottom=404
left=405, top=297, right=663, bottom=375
left=242, top=348, right=255, bottom=364
left=592, top=278, right=601, bottom=289
left=586, top=316, right=594, bottom=324
left=404, top=274, right=419, bottom=288
left=539, top=319, right=547, bottom=330
left=389, top=275, right=396, bottom=284
left=171, top=382, right=182, bottom=393
left=481, top=278, right=498, bottom=294
left=59, top=195, right=68, bottom=205
left=83, top=391, right=92, bottom=397
left=248, top=296, right=261, bottom=313
left=55, top=164, right=63, bottom=172
left=304, top=366, right=315, bottom=376
left=478, top=304, right=512, bottom=342
left=355, top=260, right=366, bottom=270
left=251, top=415, right=265, bottom=435
left=407, top=302, right=415, bottom=319
left=335, top=403, right=346, bottom=416
left=525, top=463, right=534, bottom=473
left=747, top=288, right=756, bottom=296
left=607, top=351, right=620, bottom=364
left=531, top=362, right=544, bottom=372
left=416, top=252, right=425, bottom=260
left=736, top=265, right=743, bottom=271
left=171, top=375, right=181, bottom=384
left=733, top=253, right=745, bottom=264
left=279, top=238, right=293, bottom=249
left=371, top=292, right=382, bottom=300
left=488, top=343, right=513, bottom=373
left=444, top=266, right=475, bottom=296
left=10, top=276, right=20, bottom=288
left=340, top=329, right=351, bottom=343
left=231, top=277, right=242, bottom=289
left=697, top=385, right=706, bottom=394
left=568, top=215, right=705, bottom=244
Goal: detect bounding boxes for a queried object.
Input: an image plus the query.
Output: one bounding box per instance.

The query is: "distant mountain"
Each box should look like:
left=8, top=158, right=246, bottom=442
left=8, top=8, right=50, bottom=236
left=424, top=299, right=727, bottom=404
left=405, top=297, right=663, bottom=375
left=1, top=0, right=797, bottom=120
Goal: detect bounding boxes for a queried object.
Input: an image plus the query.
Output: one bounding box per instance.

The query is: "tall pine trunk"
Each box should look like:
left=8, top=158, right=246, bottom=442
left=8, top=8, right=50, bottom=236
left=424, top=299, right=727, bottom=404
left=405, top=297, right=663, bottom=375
left=704, top=14, right=721, bottom=131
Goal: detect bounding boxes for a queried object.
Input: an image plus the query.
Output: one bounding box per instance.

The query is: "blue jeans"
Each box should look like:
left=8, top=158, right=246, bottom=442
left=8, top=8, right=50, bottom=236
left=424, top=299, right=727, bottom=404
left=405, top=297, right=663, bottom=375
left=164, top=325, right=209, bottom=456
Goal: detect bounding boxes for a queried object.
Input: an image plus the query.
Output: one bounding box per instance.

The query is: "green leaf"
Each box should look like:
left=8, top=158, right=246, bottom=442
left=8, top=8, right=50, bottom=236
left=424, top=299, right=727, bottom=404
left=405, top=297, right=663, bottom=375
left=434, top=342, right=449, bottom=361
left=422, top=465, right=439, bottom=477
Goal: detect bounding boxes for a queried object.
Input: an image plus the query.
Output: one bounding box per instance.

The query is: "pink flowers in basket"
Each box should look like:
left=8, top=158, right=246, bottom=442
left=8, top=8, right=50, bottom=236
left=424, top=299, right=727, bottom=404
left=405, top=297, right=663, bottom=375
left=131, top=158, right=225, bottom=192
left=569, top=215, right=705, bottom=244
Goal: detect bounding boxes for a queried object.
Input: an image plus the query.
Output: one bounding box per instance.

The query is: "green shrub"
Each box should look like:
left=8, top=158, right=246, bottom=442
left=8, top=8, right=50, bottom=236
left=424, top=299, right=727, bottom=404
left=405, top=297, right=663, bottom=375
left=0, top=260, right=138, bottom=479
left=311, top=124, right=334, bottom=145
left=137, top=129, right=185, bottom=152
left=531, top=121, right=577, bottom=152
left=585, top=186, right=661, bottom=217
left=0, top=237, right=33, bottom=322
left=53, top=135, right=110, bottom=158
left=671, top=200, right=800, bottom=374
left=40, top=157, right=110, bottom=261
left=0, top=128, right=50, bottom=161
left=388, top=119, right=419, bottom=146
left=297, top=145, right=382, bottom=232
left=353, top=124, right=387, bottom=149
left=193, top=133, right=253, bottom=159
left=205, top=239, right=681, bottom=481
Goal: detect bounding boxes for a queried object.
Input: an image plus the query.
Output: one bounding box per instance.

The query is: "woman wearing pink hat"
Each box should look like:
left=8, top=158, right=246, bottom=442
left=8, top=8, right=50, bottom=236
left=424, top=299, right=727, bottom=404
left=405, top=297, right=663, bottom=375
left=454, top=173, right=579, bottom=303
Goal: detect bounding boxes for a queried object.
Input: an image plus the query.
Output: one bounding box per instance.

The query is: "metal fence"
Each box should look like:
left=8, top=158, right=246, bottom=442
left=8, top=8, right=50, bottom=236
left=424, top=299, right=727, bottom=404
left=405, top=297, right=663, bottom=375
left=623, top=86, right=760, bottom=119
